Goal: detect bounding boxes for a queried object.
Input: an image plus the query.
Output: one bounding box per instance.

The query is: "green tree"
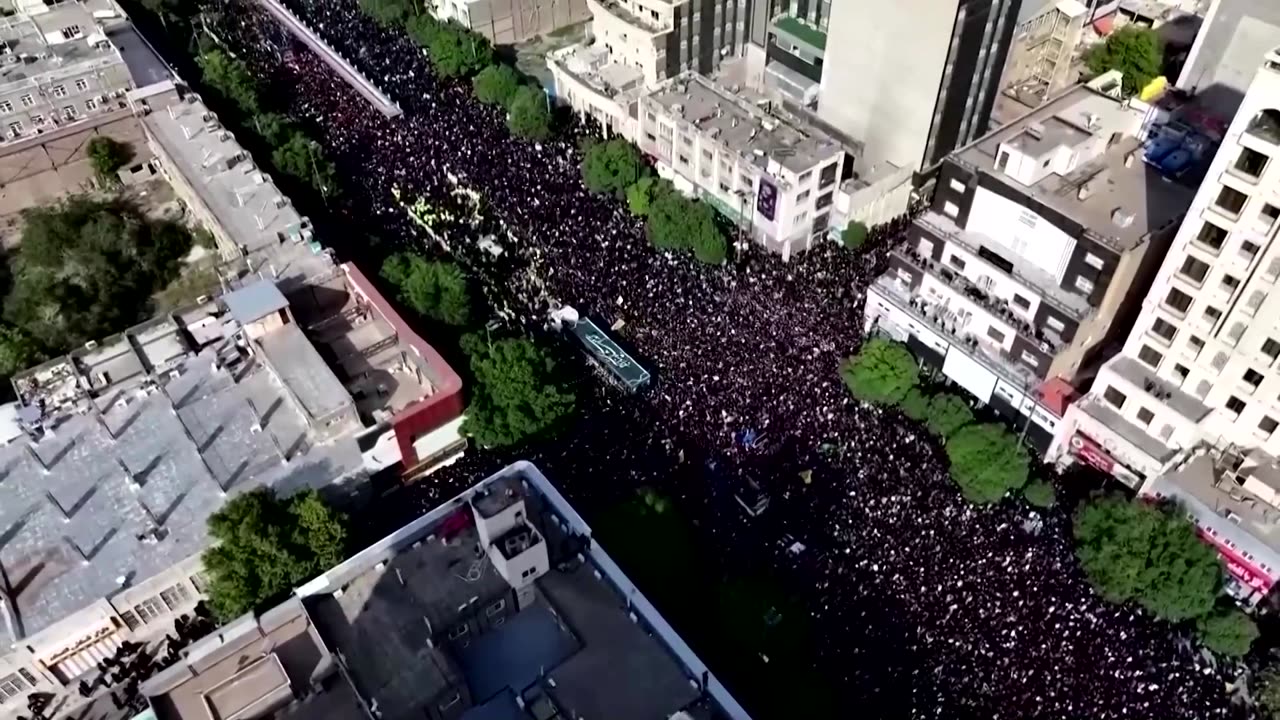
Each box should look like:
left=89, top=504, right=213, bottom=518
left=425, top=23, right=494, bottom=78
left=139, top=0, right=191, bottom=27
left=203, top=488, right=350, bottom=621
left=581, top=138, right=644, bottom=198
left=924, top=393, right=974, bottom=438
left=1073, top=494, right=1221, bottom=622
left=358, top=0, right=417, bottom=26
left=839, top=338, right=919, bottom=405
left=0, top=324, right=42, bottom=378
left=626, top=176, right=670, bottom=217
left=472, top=64, right=521, bottom=107
left=253, top=112, right=293, bottom=146
left=899, top=387, right=930, bottom=421
left=1196, top=606, right=1258, bottom=657
left=646, top=191, right=725, bottom=263
left=1085, top=26, right=1163, bottom=97
left=688, top=201, right=727, bottom=264
left=405, top=12, right=443, bottom=45
left=5, top=197, right=192, bottom=349
left=459, top=333, right=576, bottom=447
left=380, top=253, right=473, bottom=326
left=86, top=136, right=134, bottom=186
left=507, top=86, right=551, bottom=141
left=271, top=132, right=335, bottom=195
left=946, top=424, right=1030, bottom=504
left=1256, top=666, right=1280, bottom=718
left=196, top=49, right=260, bottom=115
left=841, top=221, right=868, bottom=249
left=1022, top=479, right=1057, bottom=509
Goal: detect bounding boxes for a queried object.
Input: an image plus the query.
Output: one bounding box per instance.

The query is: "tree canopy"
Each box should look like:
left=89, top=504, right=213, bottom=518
left=0, top=324, right=41, bottom=379
left=459, top=333, right=577, bottom=447
left=899, top=387, right=930, bottom=422
left=1073, top=494, right=1221, bottom=622
left=626, top=176, right=671, bottom=217
left=507, top=86, right=551, bottom=141
left=417, top=20, right=493, bottom=78
left=925, top=393, right=974, bottom=438
left=1022, top=479, right=1057, bottom=509
left=271, top=132, right=336, bottom=195
left=646, top=190, right=727, bottom=264
left=203, top=488, right=350, bottom=621
left=381, top=253, right=473, bottom=326
left=842, top=221, right=868, bottom=249
left=86, top=136, right=134, bottom=186
left=1256, top=666, right=1280, bottom=718
left=358, top=0, right=416, bottom=26
left=196, top=49, right=260, bottom=115
left=5, top=197, right=191, bottom=349
left=945, top=424, right=1030, bottom=504
left=581, top=138, right=645, bottom=198
left=1195, top=606, right=1258, bottom=657
left=839, top=338, right=919, bottom=405
left=1086, top=26, right=1163, bottom=97
left=472, top=64, right=521, bottom=107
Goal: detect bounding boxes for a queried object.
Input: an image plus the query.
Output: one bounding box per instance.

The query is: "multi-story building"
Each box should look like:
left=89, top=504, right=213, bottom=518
left=638, top=71, right=844, bottom=258
left=433, top=0, right=589, bottom=44
left=742, top=0, right=829, bottom=107
left=864, top=73, right=1197, bottom=452
left=140, top=461, right=752, bottom=720
left=815, top=0, right=1024, bottom=171
left=1177, top=0, right=1280, bottom=121
left=999, top=0, right=1088, bottom=102
left=1050, top=49, right=1280, bottom=486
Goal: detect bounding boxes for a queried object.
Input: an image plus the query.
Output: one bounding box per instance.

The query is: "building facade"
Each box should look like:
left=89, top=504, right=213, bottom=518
left=1050, top=49, right=1280, bottom=485
left=865, top=76, right=1196, bottom=452
left=999, top=0, right=1088, bottom=102
left=433, top=0, right=590, bottom=44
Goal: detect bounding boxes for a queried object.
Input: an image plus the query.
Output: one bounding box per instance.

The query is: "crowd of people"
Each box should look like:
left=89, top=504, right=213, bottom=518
left=210, top=1, right=1247, bottom=717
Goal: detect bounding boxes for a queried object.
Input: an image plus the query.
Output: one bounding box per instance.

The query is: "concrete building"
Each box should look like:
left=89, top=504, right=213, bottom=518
left=1177, top=0, right=1280, bottom=121
left=433, top=0, right=589, bottom=44
left=1000, top=0, right=1089, bottom=102
left=224, top=460, right=748, bottom=720
left=1050, top=49, right=1280, bottom=486
left=864, top=74, right=1197, bottom=452
left=637, top=71, right=844, bottom=258
left=815, top=0, right=1024, bottom=171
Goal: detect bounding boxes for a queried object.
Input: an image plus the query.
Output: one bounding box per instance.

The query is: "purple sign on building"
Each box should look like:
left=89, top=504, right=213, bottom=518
left=756, top=179, right=778, bottom=222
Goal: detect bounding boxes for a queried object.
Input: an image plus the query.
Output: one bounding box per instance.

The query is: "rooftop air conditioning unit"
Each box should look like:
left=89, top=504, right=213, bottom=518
left=1026, top=122, right=1045, bottom=140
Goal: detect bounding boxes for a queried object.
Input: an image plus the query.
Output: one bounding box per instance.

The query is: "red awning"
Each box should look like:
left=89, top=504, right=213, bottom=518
left=1036, top=377, right=1077, bottom=417
left=1092, top=13, right=1116, bottom=35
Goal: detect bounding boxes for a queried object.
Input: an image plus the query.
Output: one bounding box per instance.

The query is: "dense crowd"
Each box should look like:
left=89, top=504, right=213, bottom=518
left=210, top=2, right=1245, bottom=717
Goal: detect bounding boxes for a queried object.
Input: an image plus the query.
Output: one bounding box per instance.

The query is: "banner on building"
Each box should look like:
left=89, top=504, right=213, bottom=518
left=757, top=179, right=778, bottom=222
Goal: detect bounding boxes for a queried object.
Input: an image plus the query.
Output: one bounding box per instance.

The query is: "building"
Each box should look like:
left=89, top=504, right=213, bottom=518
left=137, top=462, right=755, bottom=720
left=1177, top=0, right=1280, bottom=121
left=433, top=0, right=589, bottom=44
left=1049, top=49, right=1280, bottom=486
left=744, top=0, right=829, bottom=108
left=0, top=0, right=172, bottom=244
left=637, top=71, right=844, bottom=258
left=1000, top=0, right=1089, bottom=103
left=864, top=74, right=1197, bottom=452
left=815, top=0, right=1024, bottom=171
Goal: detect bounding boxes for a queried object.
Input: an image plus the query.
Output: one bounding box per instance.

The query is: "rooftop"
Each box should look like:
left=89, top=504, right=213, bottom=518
left=296, top=462, right=749, bottom=720
left=771, top=14, right=826, bottom=51
left=0, top=0, right=129, bottom=91
left=1153, top=453, right=1280, bottom=558
left=954, top=83, right=1197, bottom=250
left=1177, top=0, right=1280, bottom=120
left=0, top=301, right=365, bottom=643
left=548, top=43, right=645, bottom=100
left=647, top=72, right=842, bottom=174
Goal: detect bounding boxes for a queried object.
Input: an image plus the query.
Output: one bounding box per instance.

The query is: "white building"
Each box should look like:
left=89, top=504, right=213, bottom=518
left=1050, top=49, right=1280, bottom=485
left=865, top=74, right=1198, bottom=453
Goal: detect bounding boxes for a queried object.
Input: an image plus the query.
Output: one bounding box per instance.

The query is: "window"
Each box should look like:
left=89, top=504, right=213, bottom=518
left=1136, top=407, right=1155, bottom=426
left=819, top=161, right=838, bottom=188
left=948, top=255, right=966, bottom=271
left=1074, top=275, right=1095, bottom=294
left=1020, top=350, right=1040, bottom=367
left=1242, top=240, right=1262, bottom=261
left=1173, top=363, right=1190, bottom=382
left=1045, top=315, right=1066, bottom=333
left=1203, top=306, right=1223, bottom=324
left=1226, top=395, right=1247, bottom=415
left=133, top=596, right=166, bottom=623
left=118, top=610, right=141, bottom=631
left=160, top=582, right=192, bottom=610
left=949, top=178, right=966, bottom=193
left=1150, top=317, right=1177, bottom=342
left=0, top=100, right=11, bottom=114
left=190, top=572, right=210, bottom=593
left=1222, top=274, right=1242, bottom=293
left=1084, top=252, right=1105, bottom=270
left=73, top=78, right=88, bottom=92
left=1178, top=255, right=1211, bottom=283
left=1011, top=294, right=1030, bottom=310
left=60, top=25, right=82, bottom=41
left=448, top=623, right=470, bottom=640
left=30, top=114, right=44, bottom=127
left=1103, top=386, right=1127, bottom=409
left=520, top=567, right=537, bottom=579
left=1195, top=379, right=1212, bottom=398
left=677, top=154, right=689, bottom=166
left=1216, top=186, right=1249, bottom=215
left=61, top=105, right=75, bottom=120
left=1196, top=221, right=1228, bottom=250
left=1235, top=146, right=1269, bottom=177
left=1261, top=416, right=1279, bottom=436
left=996, top=151, right=1010, bottom=170
left=701, top=148, right=712, bottom=161
left=816, top=191, right=833, bottom=209
left=1137, top=344, right=1163, bottom=368
left=943, top=201, right=959, bottom=218
left=718, top=181, right=730, bottom=193
left=1164, top=287, right=1193, bottom=314
left=19, top=94, right=32, bottom=108
left=1244, top=368, right=1265, bottom=389
left=1188, top=335, right=1206, bottom=353
left=50, top=85, right=67, bottom=99
left=797, top=170, right=813, bottom=185
left=6, top=121, right=20, bottom=138
left=796, top=189, right=811, bottom=202
left=794, top=210, right=808, bottom=224
left=0, top=673, right=30, bottom=701
left=986, top=326, right=1006, bottom=343
left=83, top=98, right=97, bottom=112
left=1262, top=203, right=1280, bottom=229
left=486, top=599, right=505, bottom=616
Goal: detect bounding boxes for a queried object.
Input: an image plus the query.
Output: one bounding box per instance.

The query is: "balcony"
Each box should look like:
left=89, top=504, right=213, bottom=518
left=1245, top=109, right=1280, bottom=148
left=770, top=15, right=827, bottom=57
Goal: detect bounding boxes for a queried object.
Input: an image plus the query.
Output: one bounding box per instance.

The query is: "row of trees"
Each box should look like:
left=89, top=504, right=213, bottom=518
left=196, top=49, right=337, bottom=196
left=581, top=138, right=727, bottom=264
left=839, top=338, right=1036, bottom=505
left=838, top=338, right=1258, bottom=656
left=360, top=0, right=551, bottom=140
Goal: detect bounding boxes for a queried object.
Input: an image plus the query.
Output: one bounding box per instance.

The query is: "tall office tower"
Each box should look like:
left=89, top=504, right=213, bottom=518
left=816, top=0, right=1022, bottom=171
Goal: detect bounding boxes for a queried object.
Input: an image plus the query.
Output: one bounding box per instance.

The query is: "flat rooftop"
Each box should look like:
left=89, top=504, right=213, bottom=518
left=0, top=310, right=364, bottom=644
left=549, top=43, right=645, bottom=99
left=955, top=84, right=1197, bottom=250
left=647, top=72, right=842, bottom=174
left=0, top=0, right=129, bottom=92
left=299, top=463, right=745, bottom=720
left=1155, top=454, right=1280, bottom=557
left=137, top=85, right=334, bottom=292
